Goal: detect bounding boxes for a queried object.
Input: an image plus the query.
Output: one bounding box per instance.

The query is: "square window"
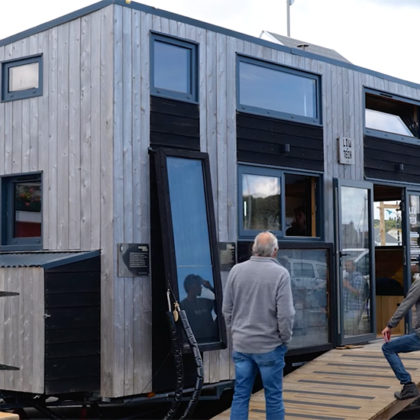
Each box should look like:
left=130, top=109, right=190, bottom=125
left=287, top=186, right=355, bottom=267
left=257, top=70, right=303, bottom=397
left=1, top=174, right=42, bottom=249
left=151, top=34, right=197, bottom=102
left=238, top=166, right=321, bottom=239
left=1, top=55, right=42, bottom=102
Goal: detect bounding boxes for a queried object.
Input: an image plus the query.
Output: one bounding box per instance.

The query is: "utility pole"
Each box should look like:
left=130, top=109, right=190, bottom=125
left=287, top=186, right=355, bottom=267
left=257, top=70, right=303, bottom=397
left=286, top=0, right=294, bottom=37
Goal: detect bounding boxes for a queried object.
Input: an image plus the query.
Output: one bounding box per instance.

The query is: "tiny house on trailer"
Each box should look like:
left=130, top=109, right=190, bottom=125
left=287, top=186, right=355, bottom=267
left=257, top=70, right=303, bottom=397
left=1, top=0, right=420, bottom=411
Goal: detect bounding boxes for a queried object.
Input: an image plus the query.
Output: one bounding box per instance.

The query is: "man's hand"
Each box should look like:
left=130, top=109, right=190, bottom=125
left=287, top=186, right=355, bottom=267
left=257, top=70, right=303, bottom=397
left=382, top=326, right=391, bottom=343
left=202, top=280, right=212, bottom=289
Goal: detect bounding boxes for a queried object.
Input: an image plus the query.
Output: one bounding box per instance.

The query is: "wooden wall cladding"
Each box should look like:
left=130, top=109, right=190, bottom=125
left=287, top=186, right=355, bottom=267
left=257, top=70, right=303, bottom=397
left=365, top=136, right=420, bottom=183
left=150, top=96, right=200, bottom=150
left=237, top=112, right=324, bottom=171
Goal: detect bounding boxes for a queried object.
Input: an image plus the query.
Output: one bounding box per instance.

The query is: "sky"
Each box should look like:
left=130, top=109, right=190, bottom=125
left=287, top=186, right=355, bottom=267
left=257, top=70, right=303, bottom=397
left=0, top=0, right=419, bottom=83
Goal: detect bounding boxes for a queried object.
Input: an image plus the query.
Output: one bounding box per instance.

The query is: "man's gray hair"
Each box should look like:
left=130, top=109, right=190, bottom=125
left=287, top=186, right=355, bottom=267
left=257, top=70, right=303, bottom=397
left=252, top=231, right=278, bottom=257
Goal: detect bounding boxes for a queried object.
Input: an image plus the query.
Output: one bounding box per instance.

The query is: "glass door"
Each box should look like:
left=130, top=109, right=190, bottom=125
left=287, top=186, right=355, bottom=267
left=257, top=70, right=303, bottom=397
left=405, top=192, right=420, bottom=333
left=334, top=180, right=376, bottom=344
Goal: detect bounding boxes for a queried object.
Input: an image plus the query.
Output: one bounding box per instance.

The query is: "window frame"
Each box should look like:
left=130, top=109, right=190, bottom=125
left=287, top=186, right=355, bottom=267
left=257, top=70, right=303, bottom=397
left=238, top=164, right=323, bottom=241
left=237, top=55, right=322, bottom=125
left=152, top=148, right=226, bottom=352
left=1, top=173, right=42, bottom=250
left=150, top=33, right=198, bottom=103
left=1, top=55, right=43, bottom=102
left=364, top=88, right=420, bottom=145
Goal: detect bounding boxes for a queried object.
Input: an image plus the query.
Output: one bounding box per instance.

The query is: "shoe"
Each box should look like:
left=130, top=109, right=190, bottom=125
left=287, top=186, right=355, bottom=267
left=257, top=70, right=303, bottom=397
left=395, top=382, right=420, bottom=400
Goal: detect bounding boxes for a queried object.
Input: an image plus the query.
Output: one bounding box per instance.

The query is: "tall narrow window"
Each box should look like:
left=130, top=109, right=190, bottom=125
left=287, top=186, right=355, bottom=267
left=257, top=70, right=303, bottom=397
left=238, top=56, right=320, bottom=123
left=1, top=174, right=42, bottom=248
left=153, top=149, right=226, bottom=350
left=285, top=173, right=319, bottom=237
left=2, top=56, right=42, bottom=101
left=151, top=34, right=197, bottom=102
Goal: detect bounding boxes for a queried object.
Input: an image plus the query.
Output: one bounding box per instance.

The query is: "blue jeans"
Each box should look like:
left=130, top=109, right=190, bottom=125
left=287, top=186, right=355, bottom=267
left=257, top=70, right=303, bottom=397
left=382, top=333, right=420, bottom=384
left=231, top=344, right=287, bottom=420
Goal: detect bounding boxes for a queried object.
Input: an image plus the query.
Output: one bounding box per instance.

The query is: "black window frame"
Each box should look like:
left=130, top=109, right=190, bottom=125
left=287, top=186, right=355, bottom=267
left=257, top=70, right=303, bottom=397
left=238, top=164, right=323, bottom=241
left=364, top=88, right=420, bottom=145
left=150, top=33, right=198, bottom=103
left=237, top=55, right=322, bottom=125
left=1, top=55, right=43, bottom=102
left=1, top=173, right=42, bottom=250
left=152, top=147, right=226, bottom=352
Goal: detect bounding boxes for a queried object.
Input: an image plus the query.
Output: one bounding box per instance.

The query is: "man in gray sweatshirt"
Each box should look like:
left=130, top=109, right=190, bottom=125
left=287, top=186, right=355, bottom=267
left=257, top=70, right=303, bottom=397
left=382, top=272, right=420, bottom=400
left=223, top=231, right=295, bottom=420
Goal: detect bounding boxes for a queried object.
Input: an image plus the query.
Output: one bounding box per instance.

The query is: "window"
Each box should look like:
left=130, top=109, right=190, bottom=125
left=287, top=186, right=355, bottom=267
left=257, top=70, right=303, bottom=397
left=277, top=247, right=330, bottom=350
left=238, top=165, right=321, bottom=239
left=1, top=174, right=42, bottom=248
left=152, top=149, right=226, bottom=351
left=237, top=56, right=320, bottom=124
left=1, top=55, right=42, bottom=101
left=151, top=34, right=198, bottom=102
left=365, top=90, right=420, bottom=141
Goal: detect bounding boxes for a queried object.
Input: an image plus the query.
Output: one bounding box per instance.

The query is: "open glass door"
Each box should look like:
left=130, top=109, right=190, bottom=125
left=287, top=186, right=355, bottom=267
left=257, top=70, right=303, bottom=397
left=334, top=180, right=376, bottom=344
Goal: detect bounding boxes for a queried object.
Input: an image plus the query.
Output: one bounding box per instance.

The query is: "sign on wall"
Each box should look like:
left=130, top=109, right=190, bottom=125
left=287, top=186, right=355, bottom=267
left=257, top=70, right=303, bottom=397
left=338, top=136, right=355, bottom=165
left=118, top=243, right=149, bottom=277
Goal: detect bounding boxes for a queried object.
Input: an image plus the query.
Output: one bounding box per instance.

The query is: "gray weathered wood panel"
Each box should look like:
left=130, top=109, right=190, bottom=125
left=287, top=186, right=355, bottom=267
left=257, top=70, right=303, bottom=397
left=0, top=6, right=115, bottom=396
left=0, top=267, right=44, bottom=393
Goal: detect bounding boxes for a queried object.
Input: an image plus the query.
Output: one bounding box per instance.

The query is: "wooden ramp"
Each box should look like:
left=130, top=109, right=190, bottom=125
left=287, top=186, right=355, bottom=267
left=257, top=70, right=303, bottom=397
left=212, top=340, right=420, bottom=420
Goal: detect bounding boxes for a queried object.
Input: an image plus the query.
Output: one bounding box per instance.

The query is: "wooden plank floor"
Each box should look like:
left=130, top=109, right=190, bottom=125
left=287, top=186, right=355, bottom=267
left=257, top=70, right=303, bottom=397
left=0, top=413, right=19, bottom=420
left=212, top=340, right=420, bottom=420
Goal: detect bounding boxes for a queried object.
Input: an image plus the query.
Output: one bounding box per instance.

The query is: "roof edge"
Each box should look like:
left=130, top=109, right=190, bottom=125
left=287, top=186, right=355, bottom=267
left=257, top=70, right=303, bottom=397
left=0, top=0, right=420, bottom=90
left=0, top=0, right=114, bottom=47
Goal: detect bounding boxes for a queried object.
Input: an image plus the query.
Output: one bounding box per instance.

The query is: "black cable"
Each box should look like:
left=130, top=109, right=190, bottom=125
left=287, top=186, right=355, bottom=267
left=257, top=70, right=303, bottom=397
left=178, top=309, right=203, bottom=420
left=163, top=310, right=184, bottom=420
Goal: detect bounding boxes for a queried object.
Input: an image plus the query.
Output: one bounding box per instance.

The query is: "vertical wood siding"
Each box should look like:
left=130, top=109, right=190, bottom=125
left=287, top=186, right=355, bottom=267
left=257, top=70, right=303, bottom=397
left=0, top=267, right=44, bottom=393
left=0, top=7, right=115, bottom=396
left=3, top=2, right=420, bottom=399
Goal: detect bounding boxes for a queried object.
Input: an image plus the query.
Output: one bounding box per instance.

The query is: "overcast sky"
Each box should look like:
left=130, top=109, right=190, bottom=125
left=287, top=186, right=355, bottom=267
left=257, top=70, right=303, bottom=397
left=1, top=0, right=419, bottom=83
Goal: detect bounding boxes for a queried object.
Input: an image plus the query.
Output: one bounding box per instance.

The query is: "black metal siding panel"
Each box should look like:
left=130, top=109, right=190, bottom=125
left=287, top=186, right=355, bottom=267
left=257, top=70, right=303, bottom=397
left=237, top=112, right=324, bottom=171
left=150, top=96, right=200, bottom=150
left=44, top=257, right=100, bottom=395
left=364, top=136, right=420, bottom=184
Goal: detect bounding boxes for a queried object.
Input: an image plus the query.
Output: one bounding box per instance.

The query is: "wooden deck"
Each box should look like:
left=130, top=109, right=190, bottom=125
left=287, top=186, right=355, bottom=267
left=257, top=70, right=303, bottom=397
left=212, top=340, right=420, bottom=420
left=0, top=413, right=18, bottom=420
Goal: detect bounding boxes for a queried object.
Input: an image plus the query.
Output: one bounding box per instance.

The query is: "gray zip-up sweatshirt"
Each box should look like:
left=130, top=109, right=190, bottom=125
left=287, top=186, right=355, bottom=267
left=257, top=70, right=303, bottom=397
left=387, top=278, right=420, bottom=335
left=222, top=256, right=295, bottom=353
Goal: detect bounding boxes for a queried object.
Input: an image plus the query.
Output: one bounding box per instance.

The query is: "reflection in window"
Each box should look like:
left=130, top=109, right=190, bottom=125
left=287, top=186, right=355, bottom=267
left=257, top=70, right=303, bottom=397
left=366, top=109, right=414, bottom=137
left=151, top=35, right=197, bottom=101
left=1, top=174, right=42, bottom=247
left=14, top=181, right=42, bottom=238
left=277, top=248, right=329, bottom=349
left=167, top=157, right=219, bottom=343
left=340, top=186, right=371, bottom=337
left=365, top=91, right=419, bottom=138
left=238, top=58, right=319, bottom=121
left=409, top=195, right=420, bottom=271
left=242, top=173, right=281, bottom=231
left=285, top=174, right=319, bottom=237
